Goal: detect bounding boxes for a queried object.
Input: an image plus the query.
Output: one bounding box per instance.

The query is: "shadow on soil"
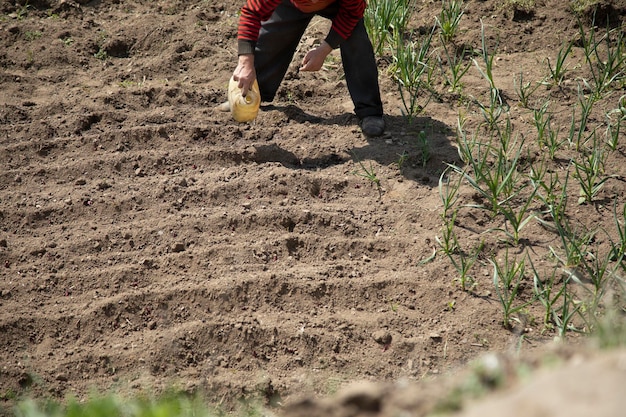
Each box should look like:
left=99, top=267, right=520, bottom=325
left=257, top=104, right=459, bottom=184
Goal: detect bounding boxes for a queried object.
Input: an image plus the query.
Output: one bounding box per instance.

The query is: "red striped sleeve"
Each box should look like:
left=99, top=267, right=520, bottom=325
left=238, top=0, right=282, bottom=43
left=329, top=0, right=366, bottom=43
left=237, top=0, right=367, bottom=54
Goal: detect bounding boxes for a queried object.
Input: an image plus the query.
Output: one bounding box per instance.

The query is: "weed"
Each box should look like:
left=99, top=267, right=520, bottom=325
left=61, top=36, right=74, bottom=46
left=16, top=2, right=30, bottom=20
left=505, top=0, right=536, bottom=10
left=570, top=0, right=603, bottom=15
left=24, top=31, right=42, bottom=41
left=94, top=48, right=108, bottom=60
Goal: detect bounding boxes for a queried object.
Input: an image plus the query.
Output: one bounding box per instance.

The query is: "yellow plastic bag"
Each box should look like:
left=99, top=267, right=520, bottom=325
left=228, top=76, right=260, bottom=123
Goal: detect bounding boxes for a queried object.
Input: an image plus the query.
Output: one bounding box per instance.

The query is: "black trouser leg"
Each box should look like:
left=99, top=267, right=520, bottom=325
left=339, top=19, right=384, bottom=119
left=254, top=1, right=312, bottom=102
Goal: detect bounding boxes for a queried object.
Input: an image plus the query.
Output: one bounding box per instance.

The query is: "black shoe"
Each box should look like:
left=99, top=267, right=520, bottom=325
left=361, top=116, right=385, bottom=137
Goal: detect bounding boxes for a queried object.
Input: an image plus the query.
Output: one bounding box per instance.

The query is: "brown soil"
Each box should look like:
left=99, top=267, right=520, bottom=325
left=1, top=1, right=625, bottom=416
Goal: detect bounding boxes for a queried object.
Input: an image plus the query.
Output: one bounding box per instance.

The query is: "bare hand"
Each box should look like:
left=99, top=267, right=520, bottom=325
left=300, top=41, right=333, bottom=72
left=233, top=54, right=256, bottom=96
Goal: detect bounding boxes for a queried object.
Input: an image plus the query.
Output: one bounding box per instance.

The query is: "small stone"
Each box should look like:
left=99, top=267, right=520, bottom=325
left=0, top=239, right=7, bottom=248
left=372, top=330, right=392, bottom=345
left=75, top=178, right=87, bottom=186
left=55, top=373, right=68, bottom=382
left=172, top=242, right=186, bottom=253
left=148, top=321, right=157, bottom=330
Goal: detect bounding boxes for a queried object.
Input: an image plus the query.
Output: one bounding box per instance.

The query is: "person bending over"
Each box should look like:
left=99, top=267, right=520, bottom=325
left=233, top=0, right=385, bottom=137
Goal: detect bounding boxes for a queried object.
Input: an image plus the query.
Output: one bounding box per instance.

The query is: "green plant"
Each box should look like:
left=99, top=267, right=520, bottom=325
left=352, top=156, right=382, bottom=198
left=364, top=0, right=415, bottom=56
left=452, top=131, right=523, bottom=216
left=545, top=41, right=573, bottom=86
left=437, top=0, right=465, bottom=44
left=437, top=209, right=460, bottom=255
left=417, top=130, right=431, bottom=167
left=436, top=212, right=484, bottom=292
left=533, top=101, right=550, bottom=147
left=605, top=95, right=626, bottom=151
left=548, top=196, right=596, bottom=270
left=490, top=250, right=534, bottom=329
left=452, top=238, right=484, bottom=291
left=493, top=186, right=538, bottom=245
left=530, top=260, right=567, bottom=329
left=567, top=85, right=595, bottom=151
left=609, top=201, right=626, bottom=267
left=572, top=135, right=611, bottom=204
left=392, top=26, right=435, bottom=122
left=472, top=22, right=510, bottom=131
left=455, top=114, right=478, bottom=165
left=396, top=151, right=409, bottom=172
left=513, top=71, right=542, bottom=109
left=439, top=167, right=463, bottom=220
left=438, top=41, right=471, bottom=93
left=473, top=21, right=497, bottom=91
left=578, top=18, right=626, bottom=100
left=532, top=169, right=563, bottom=217
left=94, top=30, right=109, bottom=61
